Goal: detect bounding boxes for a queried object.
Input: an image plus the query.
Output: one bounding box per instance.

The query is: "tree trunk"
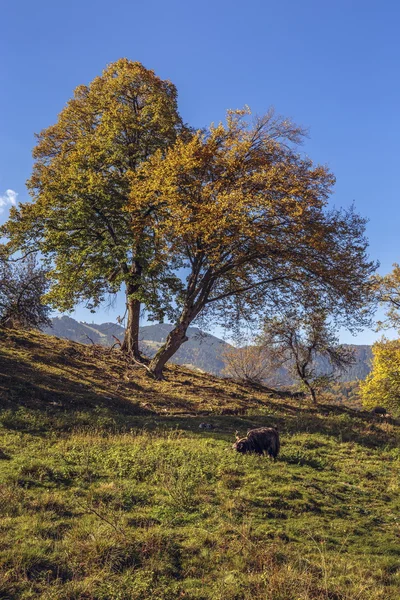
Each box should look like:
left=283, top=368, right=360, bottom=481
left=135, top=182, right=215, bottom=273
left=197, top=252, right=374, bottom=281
left=121, top=261, right=143, bottom=360
left=149, top=321, right=189, bottom=379
left=303, top=379, right=318, bottom=405
left=148, top=263, right=212, bottom=379
left=121, top=290, right=141, bottom=359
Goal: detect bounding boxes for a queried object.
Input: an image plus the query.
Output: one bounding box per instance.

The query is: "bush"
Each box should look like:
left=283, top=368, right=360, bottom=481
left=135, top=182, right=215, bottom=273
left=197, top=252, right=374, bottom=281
left=0, top=254, right=51, bottom=329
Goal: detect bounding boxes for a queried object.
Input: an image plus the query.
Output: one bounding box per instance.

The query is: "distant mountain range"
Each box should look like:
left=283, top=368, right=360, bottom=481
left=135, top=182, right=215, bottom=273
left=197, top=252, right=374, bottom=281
left=43, top=316, right=230, bottom=375
left=43, top=316, right=373, bottom=382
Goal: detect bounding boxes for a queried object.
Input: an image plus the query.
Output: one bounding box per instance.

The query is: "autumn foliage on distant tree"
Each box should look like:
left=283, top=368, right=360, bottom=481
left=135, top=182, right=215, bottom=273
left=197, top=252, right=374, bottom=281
left=128, top=109, right=375, bottom=378
left=359, top=339, right=400, bottom=416
left=359, top=264, right=400, bottom=415
left=1, top=59, right=182, bottom=359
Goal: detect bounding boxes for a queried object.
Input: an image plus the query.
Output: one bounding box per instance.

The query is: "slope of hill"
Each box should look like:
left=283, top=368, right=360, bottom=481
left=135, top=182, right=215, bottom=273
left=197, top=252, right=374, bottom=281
left=44, top=317, right=230, bottom=375
left=44, top=316, right=373, bottom=381
left=0, top=328, right=399, bottom=599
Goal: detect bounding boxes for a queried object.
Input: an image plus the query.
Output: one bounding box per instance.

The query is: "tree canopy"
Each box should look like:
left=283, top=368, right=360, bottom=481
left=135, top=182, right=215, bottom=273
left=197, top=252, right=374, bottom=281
left=128, top=109, right=376, bottom=378
left=1, top=59, right=183, bottom=357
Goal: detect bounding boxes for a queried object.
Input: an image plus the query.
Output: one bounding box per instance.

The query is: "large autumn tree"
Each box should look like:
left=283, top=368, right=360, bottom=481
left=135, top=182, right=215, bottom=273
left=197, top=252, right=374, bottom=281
left=128, top=109, right=376, bottom=379
left=1, top=59, right=182, bottom=358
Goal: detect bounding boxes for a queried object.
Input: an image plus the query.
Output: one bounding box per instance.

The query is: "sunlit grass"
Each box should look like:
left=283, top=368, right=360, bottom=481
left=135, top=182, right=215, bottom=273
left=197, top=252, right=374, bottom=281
left=0, top=329, right=399, bottom=598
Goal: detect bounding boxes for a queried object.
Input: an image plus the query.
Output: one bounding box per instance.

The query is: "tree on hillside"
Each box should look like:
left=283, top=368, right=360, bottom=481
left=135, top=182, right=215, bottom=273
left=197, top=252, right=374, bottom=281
left=261, top=310, right=355, bottom=403
left=359, top=339, right=400, bottom=416
left=0, top=254, right=51, bottom=329
left=128, top=109, right=376, bottom=379
left=374, top=264, right=400, bottom=333
left=1, top=59, right=183, bottom=359
left=222, top=344, right=278, bottom=385
left=362, top=265, right=400, bottom=416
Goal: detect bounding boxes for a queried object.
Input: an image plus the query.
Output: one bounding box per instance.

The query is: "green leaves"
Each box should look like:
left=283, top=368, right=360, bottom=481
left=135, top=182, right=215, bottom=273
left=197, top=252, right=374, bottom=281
left=2, top=60, right=183, bottom=346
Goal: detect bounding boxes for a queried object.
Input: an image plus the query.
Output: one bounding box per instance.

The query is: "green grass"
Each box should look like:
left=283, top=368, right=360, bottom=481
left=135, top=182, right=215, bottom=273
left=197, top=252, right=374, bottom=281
left=0, top=329, right=399, bottom=599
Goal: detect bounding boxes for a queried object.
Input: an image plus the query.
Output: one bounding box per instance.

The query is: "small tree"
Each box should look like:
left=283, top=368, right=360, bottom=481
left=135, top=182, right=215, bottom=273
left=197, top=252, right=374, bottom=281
left=0, top=255, right=51, bottom=329
left=1, top=59, right=182, bottom=359
left=261, top=310, right=355, bottom=404
left=128, top=109, right=375, bottom=379
left=363, top=267, right=400, bottom=416
left=374, top=264, right=400, bottom=333
left=222, top=344, right=278, bottom=385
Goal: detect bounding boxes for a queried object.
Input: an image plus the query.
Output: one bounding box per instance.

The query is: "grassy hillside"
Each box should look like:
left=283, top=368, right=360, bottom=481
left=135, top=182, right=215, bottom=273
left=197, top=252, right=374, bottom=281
left=0, top=329, right=399, bottom=599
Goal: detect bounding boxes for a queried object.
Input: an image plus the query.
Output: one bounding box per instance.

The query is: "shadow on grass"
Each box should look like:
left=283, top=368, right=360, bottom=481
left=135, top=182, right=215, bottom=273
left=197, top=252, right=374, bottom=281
left=0, top=330, right=398, bottom=450
left=0, top=350, right=153, bottom=429
left=1, top=374, right=396, bottom=450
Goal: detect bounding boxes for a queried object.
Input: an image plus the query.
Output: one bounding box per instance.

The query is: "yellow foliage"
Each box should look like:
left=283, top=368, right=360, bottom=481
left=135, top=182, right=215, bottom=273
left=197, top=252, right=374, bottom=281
left=128, top=108, right=336, bottom=274
left=359, top=338, right=400, bottom=415
left=126, top=108, right=375, bottom=379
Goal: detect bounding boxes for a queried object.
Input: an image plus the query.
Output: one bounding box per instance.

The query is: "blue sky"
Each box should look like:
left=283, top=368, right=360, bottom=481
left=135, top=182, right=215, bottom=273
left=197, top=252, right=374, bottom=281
left=1, top=0, right=399, bottom=343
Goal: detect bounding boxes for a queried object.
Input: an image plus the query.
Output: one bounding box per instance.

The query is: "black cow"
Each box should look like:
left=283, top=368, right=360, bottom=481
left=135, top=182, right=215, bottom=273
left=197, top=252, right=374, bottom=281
left=233, top=427, right=280, bottom=459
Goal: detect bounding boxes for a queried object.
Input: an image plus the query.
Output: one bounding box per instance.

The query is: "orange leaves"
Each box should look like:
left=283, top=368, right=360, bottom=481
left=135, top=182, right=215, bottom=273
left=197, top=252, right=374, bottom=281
left=127, top=108, right=335, bottom=270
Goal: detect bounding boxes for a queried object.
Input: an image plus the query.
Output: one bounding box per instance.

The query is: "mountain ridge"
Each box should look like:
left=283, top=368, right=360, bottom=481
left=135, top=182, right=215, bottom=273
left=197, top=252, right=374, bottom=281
left=43, top=316, right=373, bottom=381
left=43, top=316, right=230, bottom=374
